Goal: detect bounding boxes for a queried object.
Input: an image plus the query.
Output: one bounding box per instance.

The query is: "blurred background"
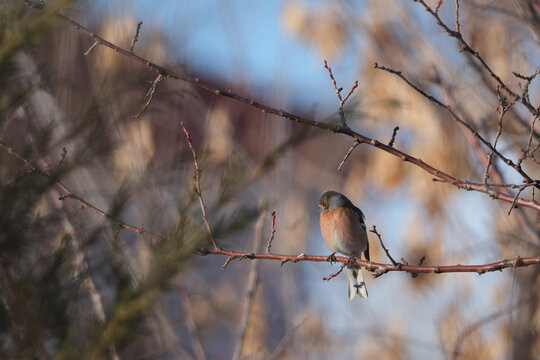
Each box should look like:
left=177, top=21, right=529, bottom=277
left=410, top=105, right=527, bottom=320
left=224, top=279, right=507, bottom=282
left=0, top=0, right=539, bottom=359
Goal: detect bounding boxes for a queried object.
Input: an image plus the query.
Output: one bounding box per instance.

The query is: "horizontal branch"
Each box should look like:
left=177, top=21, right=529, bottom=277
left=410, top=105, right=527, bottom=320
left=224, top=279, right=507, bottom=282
left=50, top=14, right=540, bottom=211
left=200, top=248, right=540, bottom=275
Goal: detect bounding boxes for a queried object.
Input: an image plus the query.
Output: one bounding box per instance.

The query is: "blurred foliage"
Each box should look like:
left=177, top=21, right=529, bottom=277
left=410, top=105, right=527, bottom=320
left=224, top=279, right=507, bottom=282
left=0, top=1, right=539, bottom=360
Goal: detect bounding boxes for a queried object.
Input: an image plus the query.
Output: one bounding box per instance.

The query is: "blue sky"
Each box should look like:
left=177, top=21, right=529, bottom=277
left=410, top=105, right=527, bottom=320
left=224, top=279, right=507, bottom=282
left=99, top=0, right=361, bottom=112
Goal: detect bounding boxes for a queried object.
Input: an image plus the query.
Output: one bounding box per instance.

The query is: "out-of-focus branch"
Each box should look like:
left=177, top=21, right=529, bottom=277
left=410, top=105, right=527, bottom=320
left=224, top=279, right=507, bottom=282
left=133, top=73, right=164, bottom=119
left=451, top=300, right=530, bottom=360
left=181, top=122, right=220, bottom=250
left=232, top=213, right=265, bottom=360
left=374, top=63, right=534, bottom=185
left=483, top=87, right=515, bottom=183
left=0, top=140, right=163, bottom=242
left=48, top=14, right=540, bottom=211
left=413, top=0, right=539, bottom=117
left=436, top=82, right=539, bottom=245
left=129, top=20, right=143, bottom=53
left=179, top=288, right=206, bottom=360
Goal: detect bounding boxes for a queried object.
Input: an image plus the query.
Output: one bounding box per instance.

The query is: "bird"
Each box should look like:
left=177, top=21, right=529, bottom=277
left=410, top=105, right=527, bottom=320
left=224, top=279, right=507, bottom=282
left=319, top=190, right=369, bottom=300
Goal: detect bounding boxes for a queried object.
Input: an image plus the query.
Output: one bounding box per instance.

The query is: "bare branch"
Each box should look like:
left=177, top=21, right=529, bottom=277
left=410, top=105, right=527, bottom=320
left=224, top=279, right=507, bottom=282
left=265, top=211, right=276, bottom=253
left=337, top=140, right=359, bottom=172
left=483, top=86, right=515, bottom=184
left=388, top=126, right=400, bottom=147
left=454, top=0, right=461, bottom=33
left=51, top=14, right=540, bottom=211
left=517, top=111, right=540, bottom=168
left=370, top=226, right=398, bottom=267
left=412, top=0, right=538, bottom=117
left=0, top=141, right=163, bottom=242
left=323, top=263, right=347, bottom=281
left=129, top=21, right=143, bottom=53
left=324, top=60, right=358, bottom=127
left=181, top=122, right=220, bottom=250
left=199, top=247, right=540, bottom=275
left=84, top=40, right=99, bottom=56
left=133, top=73, right=164, bottom=119
left=374, top=63, right=533, bottom=185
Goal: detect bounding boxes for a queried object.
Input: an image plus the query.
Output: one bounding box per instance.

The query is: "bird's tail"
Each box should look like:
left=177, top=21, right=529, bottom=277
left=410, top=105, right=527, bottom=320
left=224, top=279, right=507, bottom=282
left=347, top=266, right=368, bottom=299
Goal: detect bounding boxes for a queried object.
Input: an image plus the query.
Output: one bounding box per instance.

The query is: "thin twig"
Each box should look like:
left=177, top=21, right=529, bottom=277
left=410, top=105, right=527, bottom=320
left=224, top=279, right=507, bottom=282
left=84, top=40, right=99, bottom=56
left=483, top=86, right=514, bottom=183
left=454, top=0, right=461, bottom=33
left=266, top=211, right=276, bottom=253
left=323, top=263, right=347, bottom=281
left=517, top=111, right=539, bottom=168
left=181, top=122, right=220, bottom=250
left=129, top=21, right=143, bottom=53
left=338, top=140, right=359, bottom=172
left=388, top=126, right=399, bottom=147
left=374, top=62, right=533, bottom=185
left=507, top=187, right=526, bottom=216
left=413, top=0, right=538, bottom=117
left=133, top=73, right=164, bottom=119
left=370, top=226, right=398, bottom=266
left=324, top=60, right=358, bottom=127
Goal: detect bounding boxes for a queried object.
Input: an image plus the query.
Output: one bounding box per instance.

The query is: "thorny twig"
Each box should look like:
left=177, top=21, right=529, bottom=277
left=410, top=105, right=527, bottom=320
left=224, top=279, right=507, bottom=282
left=181, top=122, right=220, bottom=250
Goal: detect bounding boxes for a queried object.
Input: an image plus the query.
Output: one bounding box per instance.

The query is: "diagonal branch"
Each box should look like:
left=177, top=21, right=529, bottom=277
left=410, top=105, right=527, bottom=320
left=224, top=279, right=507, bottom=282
left=0, top=140, right=163, bottom=242
left=412, top=0, right=538, bottom=117
left=40, top=14, right=540, bottom=211
left=374, top=63, right=534, bottom=185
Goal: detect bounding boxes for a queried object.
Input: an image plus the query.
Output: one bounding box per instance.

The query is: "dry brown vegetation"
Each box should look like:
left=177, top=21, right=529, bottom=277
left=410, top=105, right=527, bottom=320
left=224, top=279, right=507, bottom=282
left=0, top=1, right=539, bottom=359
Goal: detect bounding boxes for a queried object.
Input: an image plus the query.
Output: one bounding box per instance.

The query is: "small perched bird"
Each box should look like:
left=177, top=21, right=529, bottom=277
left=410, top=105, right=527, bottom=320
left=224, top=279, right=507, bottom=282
left=319, top=190, right=369, bottom=299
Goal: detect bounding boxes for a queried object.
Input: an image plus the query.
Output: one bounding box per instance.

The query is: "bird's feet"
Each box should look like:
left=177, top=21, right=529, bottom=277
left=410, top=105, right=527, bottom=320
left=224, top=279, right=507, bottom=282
left=347, top=255, right=357, bottom=267
left=326, top=252, right=338, bottom=264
